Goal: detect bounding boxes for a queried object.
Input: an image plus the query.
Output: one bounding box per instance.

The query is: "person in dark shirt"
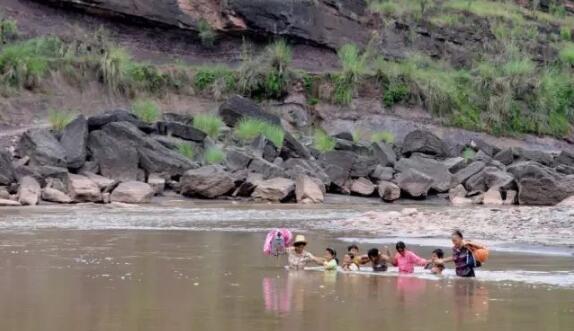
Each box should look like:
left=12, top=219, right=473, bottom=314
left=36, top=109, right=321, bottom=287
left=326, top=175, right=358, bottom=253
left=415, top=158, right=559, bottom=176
left=435, top=230, right=480, bottom=277
left=364, top=247, right=392, bottom=272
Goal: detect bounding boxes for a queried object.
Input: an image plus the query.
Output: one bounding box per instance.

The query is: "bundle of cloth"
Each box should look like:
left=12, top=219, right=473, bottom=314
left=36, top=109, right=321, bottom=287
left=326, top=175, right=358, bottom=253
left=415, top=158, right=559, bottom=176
left=263, top=229, right=294, bottom=256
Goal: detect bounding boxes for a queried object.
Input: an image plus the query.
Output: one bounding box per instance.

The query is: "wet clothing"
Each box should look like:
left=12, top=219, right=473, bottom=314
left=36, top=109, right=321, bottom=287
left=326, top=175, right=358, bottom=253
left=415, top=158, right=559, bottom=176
left=372, top=259, right=388, bottom=272
left=393, top=250, right=427, bottom=273
left=287, top=247, right=316, bottom=269
left=452, top=246, right=479, bottom=277
left=324, top=259, right=338, bottom=271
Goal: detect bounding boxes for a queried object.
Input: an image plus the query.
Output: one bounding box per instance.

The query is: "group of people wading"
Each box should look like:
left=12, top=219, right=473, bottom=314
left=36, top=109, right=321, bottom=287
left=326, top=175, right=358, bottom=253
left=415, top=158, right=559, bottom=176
left=284, top=230, right=488, bottom=278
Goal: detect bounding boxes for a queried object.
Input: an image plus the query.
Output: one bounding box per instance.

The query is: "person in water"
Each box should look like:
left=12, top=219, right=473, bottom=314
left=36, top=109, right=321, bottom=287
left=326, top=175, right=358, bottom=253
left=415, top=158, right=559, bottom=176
left=435, top=230, right=480, bottom=277
left=425, top=248, right=445, bottom=275
left=342, top=244, right=365, bottom=271
left=365, top=247, right=392, bottom=272
left=392, top=241, right=428, bottom=273
left=323, top=248, right=338, bottom=271
left=286, top=235, right=323, bottom=270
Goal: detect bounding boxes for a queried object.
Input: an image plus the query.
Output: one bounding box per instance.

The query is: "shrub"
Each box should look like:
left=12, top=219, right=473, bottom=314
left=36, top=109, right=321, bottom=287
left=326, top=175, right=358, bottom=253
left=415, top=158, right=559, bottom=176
left=561, top=27, right=572, bottom=41
left=333, top=43, right=369, bottom=104
left=193, top=66, right=235, bottom=92
left=100, top=46, right=131, bottom=92
left=0, top=17, right=18, bottom=44
left=192, top=114, right=224, bottom=139
left=234, top=118, right=285, bottom=148
left=371, top=131, right=395, bottom=144
left=124, top=62, right=166, bottom=93
left=462, top=147, right=476, bottom=161
left=559, top=43, right=574, bottom=66
left=131, top=99, right=160, bottom=123
left=313, top=129, right=336, bottom=153
left=48, top=109, right=74, bottom=132
left=178, top=143, right=194, bottom=159
left=383, top=81, right=410, bottom=107
left=197, top=19, right=216, bottom=47
left=352, top=129, right=362, bottom=143
left=204, top=146, right=225, bottom=164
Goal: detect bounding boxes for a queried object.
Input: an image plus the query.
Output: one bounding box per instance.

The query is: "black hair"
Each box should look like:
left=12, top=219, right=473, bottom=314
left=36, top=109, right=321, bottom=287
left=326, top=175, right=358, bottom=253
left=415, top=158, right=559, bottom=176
left=432, top=248, right=444, bottom=259
left=347, top=244, right=359, bottom=252
left=367, top=248, right=379, bottom=258
left=326, top=248, right=339, bottom=265
left=396, top=241, right=406, bottom=250
left=452, top=230, right=464, bottom=239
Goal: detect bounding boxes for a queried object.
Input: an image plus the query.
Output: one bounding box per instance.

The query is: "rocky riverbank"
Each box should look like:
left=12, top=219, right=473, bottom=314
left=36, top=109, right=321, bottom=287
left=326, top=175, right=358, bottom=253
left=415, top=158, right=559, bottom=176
left=1, top=94, right=574, bottom=208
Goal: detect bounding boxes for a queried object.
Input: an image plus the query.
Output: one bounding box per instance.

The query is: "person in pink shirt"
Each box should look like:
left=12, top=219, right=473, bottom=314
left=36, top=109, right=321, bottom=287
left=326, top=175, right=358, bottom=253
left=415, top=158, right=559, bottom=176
left=392, top=241, right=428, bottom=273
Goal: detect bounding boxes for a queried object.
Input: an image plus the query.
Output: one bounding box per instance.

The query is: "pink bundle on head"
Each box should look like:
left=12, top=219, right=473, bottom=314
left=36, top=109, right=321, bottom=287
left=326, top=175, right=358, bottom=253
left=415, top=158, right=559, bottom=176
left=263, top=229, right=294, bottom=256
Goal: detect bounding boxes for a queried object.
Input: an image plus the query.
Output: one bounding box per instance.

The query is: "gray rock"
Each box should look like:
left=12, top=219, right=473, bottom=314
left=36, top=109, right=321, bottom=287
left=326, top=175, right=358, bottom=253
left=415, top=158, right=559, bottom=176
left=472, top=150, right=492, bottom=163
left=470, top=139, right=500, bottom=157
left=396, top=155, right=453, bottom=192
left=283, top=158, right=330, bottom=185
left=0, top=186, right=9, bottom=199
left=60, top=115, right=88, bottom=169
left=465, top=166, right=515, bottom=192
left=180, top=165, right=235, bottom=198
left=248, top=157, right=286, bottom=179
left=110, top=181, right=154, bottom=204
left=233, top=173, right=264, bottom=197
left=14, top=165, right=69, bottom=188
left=0, top=198, right=20, bottom=206
left=556, top=151, right=574, bottom=167
left=494, top=148, right=514, bottom=165
left=378, top=181, right=400, bottom=201
left=333, top=132, right=354, bottom=141
left=88, top=130, right=139, bottom=181
left=350, top=177, right=376, bottom=196
left=443, top=157, right=465, bottom=173
left=16, top=129, right=67, bottom=167
left=225, top=148, right=253, bottom=172
left=157, top=121, right=206, bottom=142
left=351, top=155, right=378, bottom=178
left=18, top=176, right=41, bottom=206
left=318, top=150, right=355, bottom=188
left=513, top=147, right=554, bottom=166
left=67, top=174, right=102, bottom=202
left=218, top=95, right=280, bottom=127
left=370, top=165, right=394, bottom=182
left=82, top=172, right=117, bottom=192
left=396, top=169, right=433, bottom=198
left=452, top=161, right=486, bottom=186
left=0, top=150, right=15, bottom=185
left=372, top=141, right=396, bottom=167
left=401, top=130, right=449, bottom=158
left=41, top=187, right=72, bottom=204
left=147, top=173, right=166, bottom=195
left=281, top=132, right=311, bottom=159
left=295, top=175, right=324, bottom=203
left=252, top=177, right=295, bottom=202
left=483, top=188, right=503, bottom=205
left=507, top=161, right=574, bottom=205
left=87, top=109, right=140, bottom=130
left=556, top=164, right=574, bottom=175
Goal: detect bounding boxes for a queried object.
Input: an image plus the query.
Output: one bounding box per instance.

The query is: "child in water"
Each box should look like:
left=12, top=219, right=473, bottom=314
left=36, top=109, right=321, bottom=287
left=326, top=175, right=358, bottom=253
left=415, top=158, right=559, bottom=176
left=425, top=248, right=445, bottom=275
left=323, top=248, right=338, bottom=271
left=342, top=244, right=362, bottom=271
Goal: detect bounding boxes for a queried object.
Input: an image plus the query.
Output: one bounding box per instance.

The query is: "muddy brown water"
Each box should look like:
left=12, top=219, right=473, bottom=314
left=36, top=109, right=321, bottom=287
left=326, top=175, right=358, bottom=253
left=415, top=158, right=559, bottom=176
left=0, top=205, right=573, bottom=331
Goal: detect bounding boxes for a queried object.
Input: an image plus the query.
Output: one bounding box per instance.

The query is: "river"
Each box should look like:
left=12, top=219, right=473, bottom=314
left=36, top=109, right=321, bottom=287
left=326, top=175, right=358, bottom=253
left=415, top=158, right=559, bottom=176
left=0, top=201, right=573, bottom=331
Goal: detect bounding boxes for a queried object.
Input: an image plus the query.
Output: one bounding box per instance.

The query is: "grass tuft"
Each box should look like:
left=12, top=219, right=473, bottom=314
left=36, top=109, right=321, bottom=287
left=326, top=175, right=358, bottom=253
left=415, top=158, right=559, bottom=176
left=192, top=114, right=224, bottom=139
left=371, top=131, right=395, bottom=144
left=204, top=146, right=225, bottom=165
left=313, top=129, right=336, bottom=153
left=559, top=43, right=574, bottom=66
left=462, top=147, right=476, bottom=161
left=48, top=109, right=74, bottom=132
left=178, top=143, right=195, bottom=160
left=131, top=99, right=160, bottom=123
left=197, top=19, right=216, bottom=47
left=234, top=118, right=285, bottom=148
left=561, top=27, right=572, bottom=41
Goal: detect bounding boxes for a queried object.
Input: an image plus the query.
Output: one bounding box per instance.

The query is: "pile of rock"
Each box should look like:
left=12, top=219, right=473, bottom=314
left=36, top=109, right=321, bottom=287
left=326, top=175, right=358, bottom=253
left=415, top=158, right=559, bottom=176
left=1, top=95, right=574, bottom=206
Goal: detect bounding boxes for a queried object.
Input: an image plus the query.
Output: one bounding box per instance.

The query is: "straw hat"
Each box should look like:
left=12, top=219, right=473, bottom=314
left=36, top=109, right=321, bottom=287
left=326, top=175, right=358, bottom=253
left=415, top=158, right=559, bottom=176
left=293, top=235, right=307, bottom=245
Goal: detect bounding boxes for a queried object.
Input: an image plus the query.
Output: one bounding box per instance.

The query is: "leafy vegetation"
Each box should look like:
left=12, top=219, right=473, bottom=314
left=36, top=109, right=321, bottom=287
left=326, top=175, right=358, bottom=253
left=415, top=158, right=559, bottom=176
left=131, top=99, right=160, bottom=123
left=462, top=147, right=476, bottom=161
left=178, top=143, right=195, bottom=160
left=371, top=131, right=395, bottom=144
left=0, top=16, right=18, bottom=44
left=559, top=43, right=574, bottom=66
left=234, top=118, right=285, bottom=148
left=313, top=130, right=336, bottom=153
left=192, top=114, right=224, bottom=139
left=197, top=19, right=216, bottom=47
left=48, top=109, right=74, bottom=132
left=204, top=146, right=225, bottom=165
left=561, top=27, right=572, bottom=41
left=333, top=43, right=371, bottom=104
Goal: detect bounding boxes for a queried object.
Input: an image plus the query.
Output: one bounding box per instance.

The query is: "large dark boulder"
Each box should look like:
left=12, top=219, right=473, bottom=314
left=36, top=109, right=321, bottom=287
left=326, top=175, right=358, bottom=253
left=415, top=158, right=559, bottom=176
left=87, top=109, right=140, bottom=130
left=396, top=155, right=453, bottom=192
left=180, top=165, right=235, bottom=199
left=157, top=121, right=206, bottom=142
left=396, top=169, right=433, bottom=198
left=401, top=130, right=449, bottom=158
left=556, top=150, right=574, bottom=167
left=15, top=129, right=67, bottom=167
left=14, top=165, right=69, bottom=188
left=507, top=161, right=574, bottom=205
left=218, top=95, right=280, bottom=127
left=225, top=148, right=253, bottom=172
left=465, top=166, right=515, bottom=192
left=318, top=150, right=355, bottom=188
left=470, top=139, right=500, bottom=157
left=60, top=115, right=89, bottom=169
left=0, top=150, right=15, bottom=185
left=281, top=132, right=311, bottom=159
left=513, top=147, right=554, bottom=166
left=88, top=130, right=139, bottom=181
left=248, top=157, right=286, bottom=179
left=351, top=155, right=379, bottom=178
left=372, top=142, right=396, bottom=167
left=493, top=148, right=514, bottom=165
left=283, top=158, right=330, bottom=185
left=451, top=161, right=486, bottom=186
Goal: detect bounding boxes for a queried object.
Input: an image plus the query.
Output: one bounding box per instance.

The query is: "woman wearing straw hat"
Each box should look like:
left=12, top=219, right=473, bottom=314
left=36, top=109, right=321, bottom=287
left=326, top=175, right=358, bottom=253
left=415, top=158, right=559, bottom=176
left=286, top=235, right=323, bottom=270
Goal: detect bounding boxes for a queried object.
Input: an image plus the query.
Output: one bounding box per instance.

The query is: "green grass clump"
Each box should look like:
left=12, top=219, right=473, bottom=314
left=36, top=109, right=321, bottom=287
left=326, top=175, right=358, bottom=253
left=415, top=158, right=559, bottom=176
left=559, top=43, right=574, bottom=66
left=333, top=43, right=370, bottom=104
left=0, top=37, right=64, bottom=88
left=234, top=118, right=285, bottom=148
left=313, top=130, right=336, bottom=153
left=193, top=66, right=235, bottom=92
left=178, top=143, right=194, bottom=159
left=462, top=147, right=476, bottom=161
left=383, top=81, right=410, bottom=107
left=99, top=46, right=131, bottom=92
left=48, top=109, right=74, bottom=132
left=192, top=114, right=224, bottom=139
left=502, top=59, right=535, bottom=77
left=131, top=99, right=161, bottom=123
left=371, top=131, right=395, bottom=144
left=197, top=19, right=216, bottom=47
left=561, top=27, right=572, bottom=41
left=352, top=129, right=362, bottom=143
left=204, top=146, right=225, bottom=165
left=0, top=17, right=18, bottom=44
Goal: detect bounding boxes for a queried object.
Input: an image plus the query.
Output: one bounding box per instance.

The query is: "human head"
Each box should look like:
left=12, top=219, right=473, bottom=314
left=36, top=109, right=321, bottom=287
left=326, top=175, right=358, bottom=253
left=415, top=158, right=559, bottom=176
left=395, top=241, right=406, bottom=255
left=451, top=230, right=464, bottom=248
left=293, top=235, right=307, bottom=253
left=324, top=248, right=337, bottom=261
left=367, top=248, right=379, bottom=262
left=343, top=254, right=352, bottom=264
left=347, top=244, right=359, bottom=255
left=432, top=248, right=444, bottom=259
